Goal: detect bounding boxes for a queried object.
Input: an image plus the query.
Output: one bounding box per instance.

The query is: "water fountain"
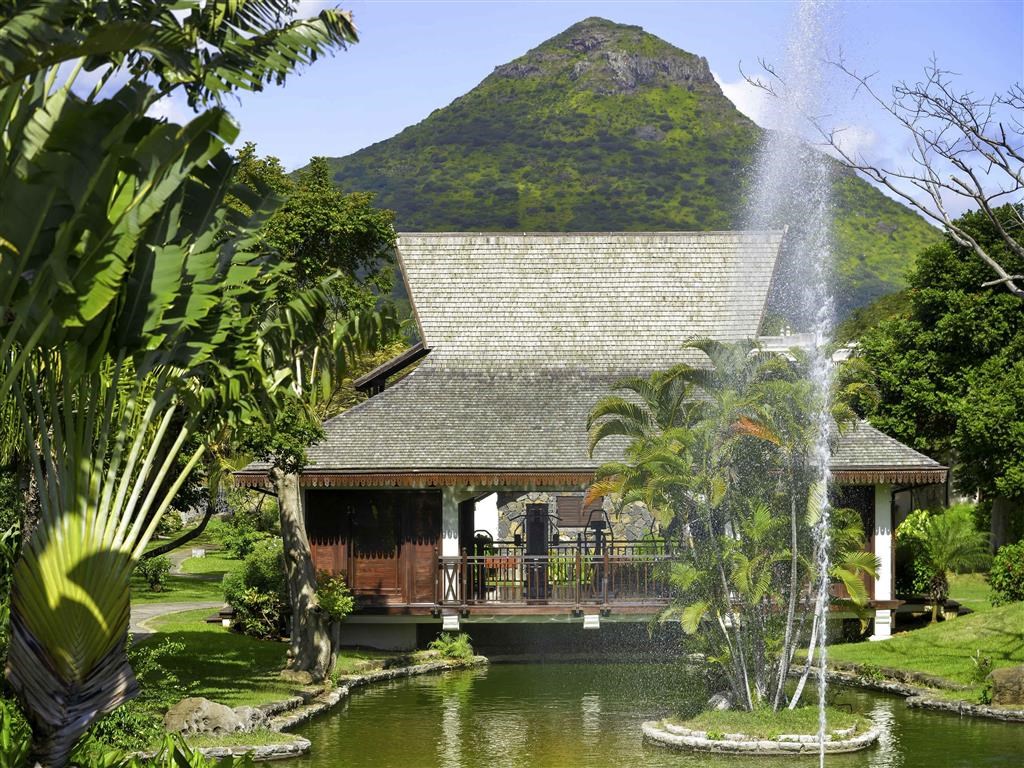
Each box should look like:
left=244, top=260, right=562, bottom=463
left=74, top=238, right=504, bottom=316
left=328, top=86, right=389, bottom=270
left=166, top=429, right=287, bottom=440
left=746, top=1, right=837, bottom=763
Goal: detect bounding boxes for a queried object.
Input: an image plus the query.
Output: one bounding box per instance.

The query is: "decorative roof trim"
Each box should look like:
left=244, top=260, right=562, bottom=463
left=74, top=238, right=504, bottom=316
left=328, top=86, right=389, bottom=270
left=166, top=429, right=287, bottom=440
left=234, top=466, right=947, bottom=490
left=832, top=468, right=948, bottom=486
left=235, top=470, right=595, bottom=490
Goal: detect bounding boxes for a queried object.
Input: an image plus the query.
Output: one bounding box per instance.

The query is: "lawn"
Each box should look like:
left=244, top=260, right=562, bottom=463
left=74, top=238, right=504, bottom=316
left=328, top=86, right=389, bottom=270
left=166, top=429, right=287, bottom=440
left=948, top=571, right=993, bottom=613
left=179, top=551, right=240, bottom=577
left=130, top=573, right=225, bottom=604
left=145, top=609, right=296, bottom=707
left=829, top=600, right=1024, bottom=697
left=146, top=609, right=408, bottom=708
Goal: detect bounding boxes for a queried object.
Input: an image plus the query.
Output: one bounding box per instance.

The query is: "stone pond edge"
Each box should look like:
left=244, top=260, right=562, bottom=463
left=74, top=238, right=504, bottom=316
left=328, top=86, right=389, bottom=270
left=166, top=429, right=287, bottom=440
left=825, top=666, right=1024, bottom=723
left=145, top=655, right=489, bottom=762
left=642, top=719, right=881, bottom=755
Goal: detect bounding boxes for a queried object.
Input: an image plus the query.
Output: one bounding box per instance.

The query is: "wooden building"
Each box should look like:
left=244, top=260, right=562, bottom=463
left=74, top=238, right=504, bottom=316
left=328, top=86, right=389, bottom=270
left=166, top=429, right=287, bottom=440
left=236, top=232, right=945, bottom=647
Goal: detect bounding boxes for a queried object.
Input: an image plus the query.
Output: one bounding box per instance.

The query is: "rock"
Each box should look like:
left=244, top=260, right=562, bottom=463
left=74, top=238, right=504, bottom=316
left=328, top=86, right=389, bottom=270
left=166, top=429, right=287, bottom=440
left=280, top=669, right=315, bottom=685
left=164, top=697, right=242, bottom=734
left=707, top=691, right=732, bottom=711
left=990, top=666, right=1024, bottom=705
left=232, top=706, right=268, bottom=733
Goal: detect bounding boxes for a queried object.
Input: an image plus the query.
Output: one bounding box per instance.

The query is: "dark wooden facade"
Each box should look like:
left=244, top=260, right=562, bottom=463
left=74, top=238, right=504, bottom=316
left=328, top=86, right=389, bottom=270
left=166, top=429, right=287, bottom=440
left=306, top=489, right=441, bottom=607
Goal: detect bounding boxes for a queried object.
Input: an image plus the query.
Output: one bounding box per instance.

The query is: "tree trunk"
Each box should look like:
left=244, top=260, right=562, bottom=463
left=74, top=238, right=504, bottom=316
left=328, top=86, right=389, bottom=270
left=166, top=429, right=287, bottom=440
left=269, top=467, right=332, bottom=682
left=773, top=466, right=801, bottom=710
left=990, top=496, right=1021, bottom=551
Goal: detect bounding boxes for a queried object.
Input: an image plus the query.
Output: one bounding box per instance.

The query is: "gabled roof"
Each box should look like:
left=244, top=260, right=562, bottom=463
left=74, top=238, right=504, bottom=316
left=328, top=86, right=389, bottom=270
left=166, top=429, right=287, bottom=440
left=831, top=420, right=946, bottom=485
left=399, top=231, right=784, bottom=370
left=235, top=231, right=946, bottom=489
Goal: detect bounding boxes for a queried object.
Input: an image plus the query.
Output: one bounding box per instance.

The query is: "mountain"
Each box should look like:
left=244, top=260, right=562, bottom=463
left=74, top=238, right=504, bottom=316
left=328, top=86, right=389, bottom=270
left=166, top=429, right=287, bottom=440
left=323, top=17, right=939, bottom=316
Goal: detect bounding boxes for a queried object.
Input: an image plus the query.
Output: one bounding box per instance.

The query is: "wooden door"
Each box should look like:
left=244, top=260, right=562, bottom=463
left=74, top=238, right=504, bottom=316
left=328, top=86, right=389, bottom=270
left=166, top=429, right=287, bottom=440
left=351, top=502, right=402, bottom=602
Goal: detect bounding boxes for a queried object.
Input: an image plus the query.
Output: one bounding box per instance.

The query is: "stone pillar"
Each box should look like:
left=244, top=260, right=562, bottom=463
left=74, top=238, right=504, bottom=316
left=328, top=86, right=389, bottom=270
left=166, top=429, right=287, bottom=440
left=870, top=483, right=893, bottom=641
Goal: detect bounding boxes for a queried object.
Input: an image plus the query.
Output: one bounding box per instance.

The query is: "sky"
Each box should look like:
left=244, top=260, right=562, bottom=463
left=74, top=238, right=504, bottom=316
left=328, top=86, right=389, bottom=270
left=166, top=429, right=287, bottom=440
left=151, top=0, right=1024, bottom=211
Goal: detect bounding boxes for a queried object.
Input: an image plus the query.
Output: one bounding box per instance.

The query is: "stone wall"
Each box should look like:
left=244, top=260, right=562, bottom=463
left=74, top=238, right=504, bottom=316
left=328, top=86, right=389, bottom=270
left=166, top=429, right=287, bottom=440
left=495, top=492, right=657, bottom=543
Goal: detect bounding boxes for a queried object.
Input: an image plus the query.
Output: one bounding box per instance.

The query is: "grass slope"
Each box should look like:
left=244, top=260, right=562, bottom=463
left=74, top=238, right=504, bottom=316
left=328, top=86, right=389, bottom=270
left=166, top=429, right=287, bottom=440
left=323, top=17, right=939, bottom=316
left=146, top=608, right=294, bottom=708
left=828, top=600, right=1024, bottom=697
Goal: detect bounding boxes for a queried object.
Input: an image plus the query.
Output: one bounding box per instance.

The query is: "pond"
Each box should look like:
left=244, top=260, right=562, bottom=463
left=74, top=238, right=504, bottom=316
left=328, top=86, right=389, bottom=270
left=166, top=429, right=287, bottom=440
left=290, top=662, right=1023, bottom=767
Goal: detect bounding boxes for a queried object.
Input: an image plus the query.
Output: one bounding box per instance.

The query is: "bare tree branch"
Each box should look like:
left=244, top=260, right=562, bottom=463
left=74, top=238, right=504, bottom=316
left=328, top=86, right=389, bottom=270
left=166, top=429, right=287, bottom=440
left=747, top=58, right=1024, bottom=297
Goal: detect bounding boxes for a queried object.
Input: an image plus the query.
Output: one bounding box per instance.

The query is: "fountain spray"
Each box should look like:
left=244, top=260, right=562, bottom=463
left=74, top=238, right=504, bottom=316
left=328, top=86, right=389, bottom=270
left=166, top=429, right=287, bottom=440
left=744, top=1, right=836, bottom=765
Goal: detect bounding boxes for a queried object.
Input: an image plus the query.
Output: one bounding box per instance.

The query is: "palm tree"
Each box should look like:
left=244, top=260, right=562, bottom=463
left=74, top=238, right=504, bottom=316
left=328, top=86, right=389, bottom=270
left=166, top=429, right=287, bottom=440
left=920, top=508, right=990, bottom=622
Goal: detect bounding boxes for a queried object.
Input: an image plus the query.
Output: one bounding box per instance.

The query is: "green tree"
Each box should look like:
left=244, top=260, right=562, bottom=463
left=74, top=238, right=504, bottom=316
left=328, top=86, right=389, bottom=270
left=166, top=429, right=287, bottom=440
left=589, top=340, right=876, bottom=712
left=0, top=2, right=362, bottom=762
left=227, top=145, right=400, bottom=682
left=857, top=206, right=1024, bottom=547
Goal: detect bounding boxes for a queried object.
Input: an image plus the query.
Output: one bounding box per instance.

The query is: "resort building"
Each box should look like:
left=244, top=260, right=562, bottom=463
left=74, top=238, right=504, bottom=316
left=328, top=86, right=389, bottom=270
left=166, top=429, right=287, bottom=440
left=236, top=232, right=946, bottom=648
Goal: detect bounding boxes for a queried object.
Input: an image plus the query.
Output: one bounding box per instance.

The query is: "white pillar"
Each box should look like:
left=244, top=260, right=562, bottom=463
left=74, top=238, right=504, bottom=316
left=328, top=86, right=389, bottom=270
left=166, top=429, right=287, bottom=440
left=870, top=483, right=893, bottom=641
left=441, top=487, right=461, bottom=558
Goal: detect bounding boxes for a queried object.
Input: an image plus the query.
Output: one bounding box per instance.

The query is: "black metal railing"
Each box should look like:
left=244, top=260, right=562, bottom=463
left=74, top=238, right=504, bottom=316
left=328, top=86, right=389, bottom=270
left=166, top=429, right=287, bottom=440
left=436, top=542, right=676, bottom=609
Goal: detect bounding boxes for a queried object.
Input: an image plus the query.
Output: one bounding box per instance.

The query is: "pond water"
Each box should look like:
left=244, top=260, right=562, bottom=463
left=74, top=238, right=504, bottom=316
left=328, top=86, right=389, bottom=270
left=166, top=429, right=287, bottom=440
left=291, top=662, right=1023, bottom=767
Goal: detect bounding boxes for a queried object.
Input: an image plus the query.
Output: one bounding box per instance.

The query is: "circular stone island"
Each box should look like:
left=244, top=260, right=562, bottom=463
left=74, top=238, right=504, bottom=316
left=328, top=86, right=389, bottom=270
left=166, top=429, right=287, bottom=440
left=642, top=718, right=880, bottom=755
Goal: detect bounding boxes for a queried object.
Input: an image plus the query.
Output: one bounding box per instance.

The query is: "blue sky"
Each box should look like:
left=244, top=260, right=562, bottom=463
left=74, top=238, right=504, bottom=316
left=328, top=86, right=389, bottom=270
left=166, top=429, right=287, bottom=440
left=182, top=0, right=1023, bottom=172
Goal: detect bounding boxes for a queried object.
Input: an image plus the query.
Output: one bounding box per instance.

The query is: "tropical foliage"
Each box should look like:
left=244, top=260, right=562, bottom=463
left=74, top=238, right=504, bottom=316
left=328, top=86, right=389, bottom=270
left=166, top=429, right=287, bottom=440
left=0, top=1, right=364, bottom=762
left=855, top=206, right=1024, bottom=546
left=989, top=540, right=1024, bottom=605
left=588, top=339, right=877, bottom=712
left=918, top=508, right=989, bottom=622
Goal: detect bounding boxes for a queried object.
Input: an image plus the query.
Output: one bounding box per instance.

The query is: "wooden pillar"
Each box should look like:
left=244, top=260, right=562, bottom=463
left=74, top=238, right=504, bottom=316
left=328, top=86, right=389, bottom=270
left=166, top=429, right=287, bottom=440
left=871, top=483, right=893, bottom=641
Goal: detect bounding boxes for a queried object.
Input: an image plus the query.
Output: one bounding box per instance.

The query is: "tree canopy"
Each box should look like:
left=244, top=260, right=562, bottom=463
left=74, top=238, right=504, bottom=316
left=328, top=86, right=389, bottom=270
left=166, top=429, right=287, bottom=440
left=856, top=205, right=1024, bottom=542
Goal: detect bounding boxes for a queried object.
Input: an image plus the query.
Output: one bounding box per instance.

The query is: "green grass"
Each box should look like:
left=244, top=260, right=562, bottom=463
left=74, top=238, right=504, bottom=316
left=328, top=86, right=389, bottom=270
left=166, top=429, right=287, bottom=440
left=949, top=572, right=993, bottom=613
left=332, top=648, right=406, bottom=677
left=130, top=573, right=225, bottom=604
left=829, top=600, right=1024, bottom=698
left=179, top=551, right=240, bottom=577
left=145, top=609, right=295, bottom=707
left=181, top=730, right=303, bottom=748
left=673, top=706, right=869, bottom=739
left=146, top=609, right=408, bottom=709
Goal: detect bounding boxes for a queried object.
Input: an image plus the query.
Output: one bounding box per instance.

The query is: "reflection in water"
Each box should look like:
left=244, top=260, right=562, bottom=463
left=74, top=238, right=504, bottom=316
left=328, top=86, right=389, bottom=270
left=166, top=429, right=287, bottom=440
left=866, top=699, right=899, bottom=768
left=439, top=686, right=462, bottom=768
left=581, top=693, right=601, bottom=737
left=294, top=664, right=1024, bottom=768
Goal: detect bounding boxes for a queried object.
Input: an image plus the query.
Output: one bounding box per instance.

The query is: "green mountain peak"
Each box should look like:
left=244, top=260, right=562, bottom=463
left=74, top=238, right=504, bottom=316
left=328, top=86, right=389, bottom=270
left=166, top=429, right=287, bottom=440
left=322, top=18, right=939, bottom=315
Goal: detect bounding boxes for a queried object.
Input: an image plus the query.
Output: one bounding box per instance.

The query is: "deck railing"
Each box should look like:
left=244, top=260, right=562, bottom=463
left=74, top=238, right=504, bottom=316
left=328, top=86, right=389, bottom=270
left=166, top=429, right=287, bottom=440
left=436, top=542, right=676, bottom=609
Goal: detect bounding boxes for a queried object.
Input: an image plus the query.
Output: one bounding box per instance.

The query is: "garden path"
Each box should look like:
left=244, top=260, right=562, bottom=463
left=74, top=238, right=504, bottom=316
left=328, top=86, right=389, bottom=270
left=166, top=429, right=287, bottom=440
left=129, top=601, right=223, bottom=644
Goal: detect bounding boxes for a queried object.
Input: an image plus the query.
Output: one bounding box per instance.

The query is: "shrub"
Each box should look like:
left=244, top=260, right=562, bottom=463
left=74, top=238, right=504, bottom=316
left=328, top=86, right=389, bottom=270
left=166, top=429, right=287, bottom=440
left=428, top=632, right=474, bottom=661
left=316, top=572, right=355, bottom=623
left=223, top=537, right=287, bottom=638
left=155, top=510, right=184, bottom=538
left=222, top=497, right=279, bottom=559
left=135, top=555, right=172, bottom=592
left=87, top=638, right=194, bottom=752
left=989, top=540, right=1024, bottom=605
left=895, top=509, right=936, bottom=594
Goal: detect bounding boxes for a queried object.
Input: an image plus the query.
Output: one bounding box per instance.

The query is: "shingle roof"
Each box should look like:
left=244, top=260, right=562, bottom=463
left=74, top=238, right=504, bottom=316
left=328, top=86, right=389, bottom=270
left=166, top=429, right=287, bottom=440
left=304, top=367, right=624, bottom=472
left=831, top=420, right=946, bottom=484
left=399, top=231, right=784, bottom=371
left=236, top=232, right=946, bottom=487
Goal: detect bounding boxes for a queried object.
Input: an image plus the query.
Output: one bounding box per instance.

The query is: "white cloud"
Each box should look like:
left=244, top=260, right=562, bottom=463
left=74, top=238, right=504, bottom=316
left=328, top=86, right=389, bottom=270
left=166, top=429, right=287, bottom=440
left=712, top=71, right=770, bottom=127
left=146, top=95, right=191, bottom=124
left=828, top=123, right=879, bottom=160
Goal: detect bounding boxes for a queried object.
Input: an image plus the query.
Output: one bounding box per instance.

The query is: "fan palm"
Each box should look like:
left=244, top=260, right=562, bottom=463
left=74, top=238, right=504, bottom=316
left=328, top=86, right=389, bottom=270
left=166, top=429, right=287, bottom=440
left=0, top=4, right=366, bottom=760
left=920, top=508, right=990, bottom=622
